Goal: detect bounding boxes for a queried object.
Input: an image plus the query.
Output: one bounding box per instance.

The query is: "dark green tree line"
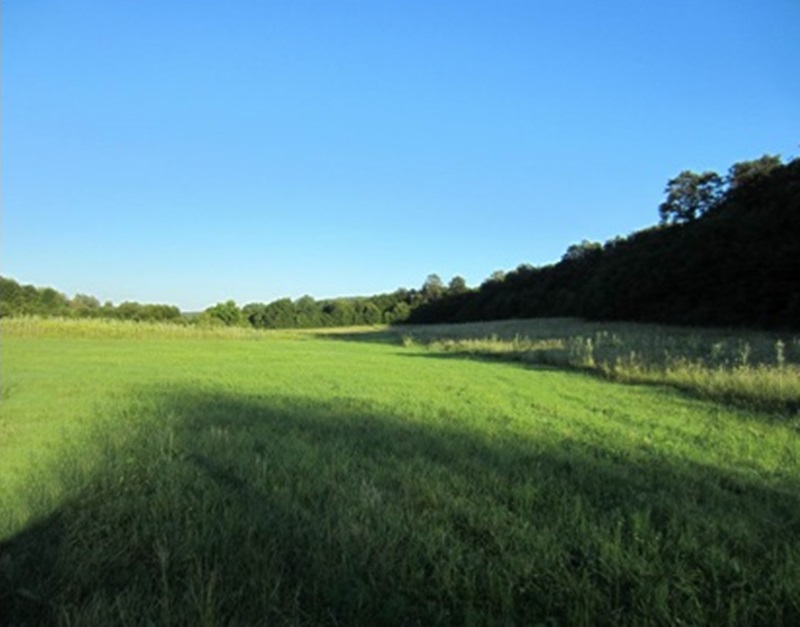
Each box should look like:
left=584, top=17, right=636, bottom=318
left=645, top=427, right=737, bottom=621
left=408, top=154, right=800, bottom=330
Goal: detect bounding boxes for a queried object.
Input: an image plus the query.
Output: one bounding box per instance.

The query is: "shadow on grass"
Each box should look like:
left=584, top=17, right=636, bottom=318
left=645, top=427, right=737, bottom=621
left=2, top=387, right=799, bottom=625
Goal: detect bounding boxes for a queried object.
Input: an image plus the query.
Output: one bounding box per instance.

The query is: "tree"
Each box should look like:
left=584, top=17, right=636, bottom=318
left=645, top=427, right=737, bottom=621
left=71, top=293, right=101, bottom=317
left=290, top=295, right=318, bottom=328
left=242, top=302, right=267, bottom=326
left=562, top=240, right=602, bottom=263
left=142, top=304, right=181, bottom=321
left=481, top=270, right=506, bottom=289
left=116, top=301, right=144, bottom=321
left=259, top=298, right=296, bottom=328
left=325, top=300, right=355, bottom=326
left=203, top=300, right=243, bottom=326
left=658, top=170, right=724, bottom=224
left=0, top=277, right=22, bottom=314
left=447, top=275, right=468, bottom=295
left=358, top=302, right=382, bottom=325
left=728, top=154, right=782, bottom=190
left=422, top=274, right=445, bottom=300
left=385, top=301, right=410, bottom=323
left=38, top=287, right=69, bottom=315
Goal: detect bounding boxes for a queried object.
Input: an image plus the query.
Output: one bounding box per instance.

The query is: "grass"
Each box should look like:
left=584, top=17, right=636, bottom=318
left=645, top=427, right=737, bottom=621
left=0, top=315, right=284, bottom=340
left=383, top=318, right=800, bottom=415
left=1, top=317, right=799, bottom=625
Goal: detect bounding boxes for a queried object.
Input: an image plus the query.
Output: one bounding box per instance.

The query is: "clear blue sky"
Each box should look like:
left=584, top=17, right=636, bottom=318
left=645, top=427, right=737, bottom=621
left=3, top=1, right=798, bottom=311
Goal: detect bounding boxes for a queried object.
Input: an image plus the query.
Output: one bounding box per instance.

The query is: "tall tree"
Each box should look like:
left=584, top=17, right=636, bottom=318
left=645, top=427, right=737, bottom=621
left=422, top=274, right=445, bottom=300
left=447, top=275, right=468, bottom=295
left=658, top=170, right=724, bottom=224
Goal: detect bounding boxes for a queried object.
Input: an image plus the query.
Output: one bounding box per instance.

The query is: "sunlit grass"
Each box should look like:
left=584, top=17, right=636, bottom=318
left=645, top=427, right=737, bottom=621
left=390, top=318, right=800, bottom=414
left=1, top=315, right=282, bottom=340
left=1, top=318, right=799, bottom=624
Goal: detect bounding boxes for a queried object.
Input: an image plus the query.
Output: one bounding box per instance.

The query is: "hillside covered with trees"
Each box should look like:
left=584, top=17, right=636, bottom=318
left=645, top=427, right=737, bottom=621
left=2, top=154, right=797, bottom=330
left=408, top=154, right=800, bottom=330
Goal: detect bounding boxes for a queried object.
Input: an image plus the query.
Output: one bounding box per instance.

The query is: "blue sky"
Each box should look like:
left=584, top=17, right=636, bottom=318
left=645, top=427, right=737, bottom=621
left=3, top=1, right=798, bottom=311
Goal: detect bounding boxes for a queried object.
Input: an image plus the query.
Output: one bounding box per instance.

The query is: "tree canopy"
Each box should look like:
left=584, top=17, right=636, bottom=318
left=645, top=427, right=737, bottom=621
left=658, top=170, right=724, bottom=224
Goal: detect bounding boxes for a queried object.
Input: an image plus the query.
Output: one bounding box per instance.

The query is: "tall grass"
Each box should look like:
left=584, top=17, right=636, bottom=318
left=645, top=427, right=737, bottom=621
left=392, top=319, right=800, bottom=414
left=0, top=316, right=286, bottom=340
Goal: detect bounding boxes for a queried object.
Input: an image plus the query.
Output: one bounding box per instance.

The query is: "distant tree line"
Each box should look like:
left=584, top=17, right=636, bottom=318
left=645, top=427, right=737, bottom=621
left=407, top=154, right=800, bottom=330
left=0, top=277, right=182, bottom=322
left=0, top=274, right=468, bottom=329
left=3, top=153, right=796, bottom=331
left=197, top=275, right=469, bottom=328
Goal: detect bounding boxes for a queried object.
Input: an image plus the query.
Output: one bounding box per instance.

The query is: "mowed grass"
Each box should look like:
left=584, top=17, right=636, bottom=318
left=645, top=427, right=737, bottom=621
left=1, top=319, right=799, bottom=625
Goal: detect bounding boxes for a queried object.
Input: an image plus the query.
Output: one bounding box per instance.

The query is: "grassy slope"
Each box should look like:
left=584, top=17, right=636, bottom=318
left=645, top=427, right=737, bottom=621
left=1, top=321, right=799, bottom=625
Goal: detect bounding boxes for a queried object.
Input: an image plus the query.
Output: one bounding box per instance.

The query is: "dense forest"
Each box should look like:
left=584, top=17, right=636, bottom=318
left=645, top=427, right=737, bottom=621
left=2, top=153, right=798, bottom=330
left=408, top=154, right=800, bottom=330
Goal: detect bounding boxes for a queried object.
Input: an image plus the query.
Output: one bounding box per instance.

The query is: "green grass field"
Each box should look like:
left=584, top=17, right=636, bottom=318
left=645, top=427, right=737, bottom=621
left=1, top=318, right=799, bottom=625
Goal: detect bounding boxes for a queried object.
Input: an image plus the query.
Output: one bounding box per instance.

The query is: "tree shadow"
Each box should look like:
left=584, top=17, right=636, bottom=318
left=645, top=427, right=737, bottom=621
left=2, top=386, right=798, bottom=625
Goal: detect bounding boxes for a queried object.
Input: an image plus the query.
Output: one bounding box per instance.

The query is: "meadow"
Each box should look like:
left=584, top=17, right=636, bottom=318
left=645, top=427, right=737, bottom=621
left=1, top=317, right=799, bottom=625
